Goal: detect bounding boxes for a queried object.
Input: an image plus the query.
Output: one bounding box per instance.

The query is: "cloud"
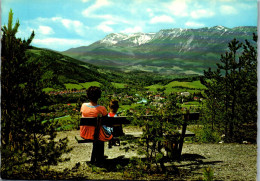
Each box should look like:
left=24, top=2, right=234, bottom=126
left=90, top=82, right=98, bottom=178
left=146, top=8, right=154, bottom=17
left=17, top=27, right=35, bottom=40
left=218, top=0, right=235, bottom=1
left=220, top=5, right=238, bottom=15
left=25, top=17, right=90, bottom=37
left=81, top=0, right=128, bottom=25
left=82, top=0, right=111, bottom=17
left=32, top=38, right=89, bottom=51
left=51, top=17, right=89, bottom=37
left=238, top=2, right=256, bottom=9
left=165, top=0, right=191, bottom=17
left=120, top=26, right=143, bottom=34
left=82, top=0, right=90, bottom=2
left=37, top=25, right=54, bottom=35
left=97, top=24, right=113, bottom=32
left=150, top=15, right=174, bottom=24
left=191, top=9, right=215, bottom=19
left=97, top=21, right=115, bottom=33
left=185, top=21, right=205, bottom=28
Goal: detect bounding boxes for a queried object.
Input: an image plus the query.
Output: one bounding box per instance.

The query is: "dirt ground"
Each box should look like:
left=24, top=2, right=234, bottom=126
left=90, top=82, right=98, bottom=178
left=51, top=130, right=257, bottom=180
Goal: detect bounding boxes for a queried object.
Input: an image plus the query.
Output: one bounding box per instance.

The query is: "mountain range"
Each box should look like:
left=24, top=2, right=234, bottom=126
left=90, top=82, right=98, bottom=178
left=62, top=26, right=257, bottom=75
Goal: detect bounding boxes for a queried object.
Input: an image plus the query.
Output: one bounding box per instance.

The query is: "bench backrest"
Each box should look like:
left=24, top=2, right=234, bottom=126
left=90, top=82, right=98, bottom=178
left=80, top=112, right=199, bottom=126
left=80, top=116, right=131, bottom=126
left=78, top=112, right=199, bottom=161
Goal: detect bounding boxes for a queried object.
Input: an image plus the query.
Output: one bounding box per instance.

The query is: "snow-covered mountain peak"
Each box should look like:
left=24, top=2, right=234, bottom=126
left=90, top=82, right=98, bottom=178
left=97, top=26, right=255, bottom=47
left=211, top=25, right=228, bottom=31
left=99, top=32, right=155, bottom=46
left=100, top=33, right=128, bottom=45
left=127, top=33, right=155, bottom=45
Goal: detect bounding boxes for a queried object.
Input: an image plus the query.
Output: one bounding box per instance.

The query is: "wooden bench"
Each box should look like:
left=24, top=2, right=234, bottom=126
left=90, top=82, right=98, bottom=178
left=76, top=112, right=199, bottom=163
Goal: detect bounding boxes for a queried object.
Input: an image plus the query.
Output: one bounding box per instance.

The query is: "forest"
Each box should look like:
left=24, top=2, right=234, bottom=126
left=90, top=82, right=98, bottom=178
left=1, top=10, right=257, bottom=180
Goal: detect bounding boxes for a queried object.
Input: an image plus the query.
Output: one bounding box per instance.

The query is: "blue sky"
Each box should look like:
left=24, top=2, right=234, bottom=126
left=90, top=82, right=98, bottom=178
left=1, top=0, right=258, bottom=51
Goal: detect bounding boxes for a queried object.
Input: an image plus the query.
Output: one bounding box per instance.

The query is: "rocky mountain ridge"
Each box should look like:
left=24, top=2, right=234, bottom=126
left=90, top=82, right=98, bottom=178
left=63, top=26, right=257, bottom=75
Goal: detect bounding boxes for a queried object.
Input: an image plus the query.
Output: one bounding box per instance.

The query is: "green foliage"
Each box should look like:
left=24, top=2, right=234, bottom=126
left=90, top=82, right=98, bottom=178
left=111, top=82, right=127, bottom=88
left=121, top=157, right=148, bottom=179
left=146, top=80, right=206, bottom=94
left=64, top=81, right=102, bottom=90
left=201, top=34, right=257, bottom=142
left=202, top=166, right=214, bottom=181
left=121, top=93, right=182, bottom=173
left=196, top=125, right=221, bottom=143
left=1, top=10, right=71, bottom=179
left=26, top=48, right=108, bottom=90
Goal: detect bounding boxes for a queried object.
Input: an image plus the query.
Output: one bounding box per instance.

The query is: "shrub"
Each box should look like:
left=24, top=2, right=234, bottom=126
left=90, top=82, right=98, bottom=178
left=196, top=125, right=221, bottom=143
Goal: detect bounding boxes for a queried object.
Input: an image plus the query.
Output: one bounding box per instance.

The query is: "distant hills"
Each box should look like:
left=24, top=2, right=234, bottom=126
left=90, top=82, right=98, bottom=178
left=26, top=48, right=112, bottom=89
left=62, top=26, right=257, bottom=75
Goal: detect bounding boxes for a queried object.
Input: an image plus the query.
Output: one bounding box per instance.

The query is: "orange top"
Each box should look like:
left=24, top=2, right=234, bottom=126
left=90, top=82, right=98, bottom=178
left=81, top=103, right=107, bottom=117
left=80, top=103, right=112, bottom=141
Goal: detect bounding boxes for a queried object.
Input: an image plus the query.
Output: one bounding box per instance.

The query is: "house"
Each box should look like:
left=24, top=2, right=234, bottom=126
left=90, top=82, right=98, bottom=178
left=181, top=92, right=190, bottom=97
left=194, top=96, right=199, bottom=101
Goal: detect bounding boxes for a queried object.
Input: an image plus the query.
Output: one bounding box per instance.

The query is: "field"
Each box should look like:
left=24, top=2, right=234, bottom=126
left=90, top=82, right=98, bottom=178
left=111, top=82, right=127, bottom=88
left=65, top=81, right=101, bottom=90
left=41, top=79, right=205, bottom=132
left=146, top=80, right=206, bottom=94
left=43, top=80, right=206, bottom=94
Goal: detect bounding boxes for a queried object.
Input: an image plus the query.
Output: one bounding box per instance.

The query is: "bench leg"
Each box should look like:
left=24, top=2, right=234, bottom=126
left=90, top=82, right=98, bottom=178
left=178, top=123, right=187, bottom=159
left=91, top=141, right=104, bottom=163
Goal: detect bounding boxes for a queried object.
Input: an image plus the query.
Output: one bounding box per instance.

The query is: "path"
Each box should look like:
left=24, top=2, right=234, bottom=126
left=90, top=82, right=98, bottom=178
left=52, top=130, right=257, bottom=180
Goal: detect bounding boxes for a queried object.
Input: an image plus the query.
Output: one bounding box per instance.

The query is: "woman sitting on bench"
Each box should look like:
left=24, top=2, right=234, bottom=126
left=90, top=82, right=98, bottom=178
left=80, top=86, right=113, bottom=142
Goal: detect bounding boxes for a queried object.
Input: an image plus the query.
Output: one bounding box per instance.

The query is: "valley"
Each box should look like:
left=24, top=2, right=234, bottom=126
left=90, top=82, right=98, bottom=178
left=2, top=4, right=257, bottom=179
left=43, top=78, right=205, bottom=132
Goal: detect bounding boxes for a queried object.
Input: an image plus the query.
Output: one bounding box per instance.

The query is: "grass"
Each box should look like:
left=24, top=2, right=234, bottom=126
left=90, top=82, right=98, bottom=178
left=184, top=101, right=201, bottom=105
left=64, top=83, right=84, bottom=90
left=79, top=81, right=101, bottom=89
left=43, top=87, right=55, bottom=92
left=43, top=81, right=102, bottom=92
left=112, top=82, right=127, bottom=88
left=145, top=84, right=161, bottom=92
left=165, top=87, right=201, bottom=94
left=165, top=80, right=206, bottom=89
left=119, top=103, right=145, bottom=113
left=43, top=114, right=79, bottom=131
left=180, top=101, right=202, bottom=109
left=146, top=80, right=206, bottom=94
left=64, top=81, right=101, bottom=90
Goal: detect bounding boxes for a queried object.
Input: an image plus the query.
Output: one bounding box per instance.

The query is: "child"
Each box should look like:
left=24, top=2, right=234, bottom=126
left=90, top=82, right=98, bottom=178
left=108, top=99, right=124, bottom=148
left=108, top=99, right=119, bottom=118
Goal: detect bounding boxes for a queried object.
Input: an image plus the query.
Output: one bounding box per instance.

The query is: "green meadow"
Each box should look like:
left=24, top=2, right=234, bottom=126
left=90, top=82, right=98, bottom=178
left=111, top=82, right=127, bottom=88
left=65, top=81, right=102, bottom=90
left=43, top=81, right=128, bottom=92
left=146, top=80, right=206, bottom=94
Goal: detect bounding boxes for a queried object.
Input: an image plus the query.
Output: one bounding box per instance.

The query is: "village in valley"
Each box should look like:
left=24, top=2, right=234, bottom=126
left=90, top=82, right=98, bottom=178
left=2, top=0, right=257, bottom=179
left=46, top=86, right=204, bottom=119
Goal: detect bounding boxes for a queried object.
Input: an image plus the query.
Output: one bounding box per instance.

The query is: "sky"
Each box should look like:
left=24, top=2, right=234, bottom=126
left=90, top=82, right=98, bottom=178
left=1, top=0, right=258, bottom=51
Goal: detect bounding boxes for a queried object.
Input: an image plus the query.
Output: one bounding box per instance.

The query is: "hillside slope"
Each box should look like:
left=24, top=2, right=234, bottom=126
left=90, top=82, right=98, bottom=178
left=26, top=48, right=110, bottom=90
left=63, top=26, right=257, bottom=75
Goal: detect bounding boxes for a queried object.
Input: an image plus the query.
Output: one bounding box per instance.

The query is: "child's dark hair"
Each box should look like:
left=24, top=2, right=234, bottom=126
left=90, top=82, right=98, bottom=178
left=87, top=86, right=101, bottom=103
left=109, top=99, right=119, bottom=113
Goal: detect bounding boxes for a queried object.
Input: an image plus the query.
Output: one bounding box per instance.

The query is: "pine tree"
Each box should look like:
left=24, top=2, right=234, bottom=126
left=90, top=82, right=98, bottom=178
left=201, top=35, right=257, bottom=142
left=1, top=9, right=71, bottom=179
